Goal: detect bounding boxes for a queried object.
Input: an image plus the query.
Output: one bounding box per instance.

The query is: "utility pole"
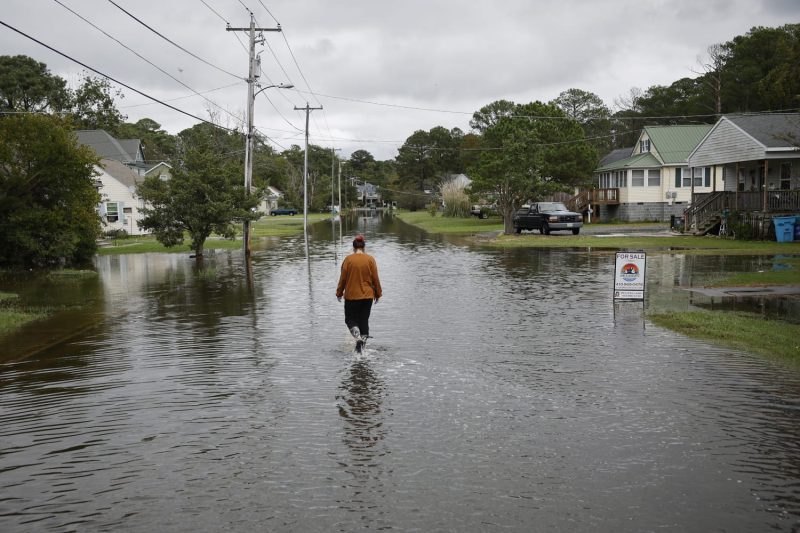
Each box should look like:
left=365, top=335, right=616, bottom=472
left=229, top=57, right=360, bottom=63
left=227, top=15, right=281, bottom=257
left=331, top=148, right=341, bottom=215
left=294, top=102, right=322, bottom=239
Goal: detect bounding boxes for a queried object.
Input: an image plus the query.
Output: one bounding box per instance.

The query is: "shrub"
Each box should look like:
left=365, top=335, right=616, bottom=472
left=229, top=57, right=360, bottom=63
left=440, top=177, right=470, bottom=218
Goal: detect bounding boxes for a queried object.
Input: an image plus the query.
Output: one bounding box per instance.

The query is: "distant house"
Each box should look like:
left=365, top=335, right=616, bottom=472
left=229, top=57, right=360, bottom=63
left=256, top=185, right=283, bottom=216
left=95, top=158, right=149, bottom=236
left=589, top=124, right=724, bottom=222
left=354, top=179, right=382, bottom=208
left=75, top=129, right=172, bottom=235
left=144, top=161, right=173, bottom=182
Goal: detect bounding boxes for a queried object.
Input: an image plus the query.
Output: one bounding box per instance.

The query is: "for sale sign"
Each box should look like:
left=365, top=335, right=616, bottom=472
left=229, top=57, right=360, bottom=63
left=614, top=252, right=646, bottom=300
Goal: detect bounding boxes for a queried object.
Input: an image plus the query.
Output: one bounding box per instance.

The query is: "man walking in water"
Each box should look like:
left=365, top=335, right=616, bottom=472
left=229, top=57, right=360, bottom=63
left=336, top=234, right=382, bottom=352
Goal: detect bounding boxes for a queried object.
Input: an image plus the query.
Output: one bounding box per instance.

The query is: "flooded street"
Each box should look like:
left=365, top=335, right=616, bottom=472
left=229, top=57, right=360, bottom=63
left=2, top=213, right=800, bottom=532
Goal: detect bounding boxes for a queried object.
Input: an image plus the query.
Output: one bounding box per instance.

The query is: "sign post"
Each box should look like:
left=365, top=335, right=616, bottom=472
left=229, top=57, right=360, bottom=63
left=613, top=252, right=646, bottom=300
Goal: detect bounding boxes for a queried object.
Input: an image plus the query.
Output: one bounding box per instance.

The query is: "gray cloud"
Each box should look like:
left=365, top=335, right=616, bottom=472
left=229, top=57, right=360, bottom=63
left=0, top=0, right=797, bottom=159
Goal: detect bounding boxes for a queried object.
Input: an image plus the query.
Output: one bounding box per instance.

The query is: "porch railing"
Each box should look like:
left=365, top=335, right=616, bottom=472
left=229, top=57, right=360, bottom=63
left=685, top=190, right=800, bottom=231
left=568, top=188, right=619, bottom=212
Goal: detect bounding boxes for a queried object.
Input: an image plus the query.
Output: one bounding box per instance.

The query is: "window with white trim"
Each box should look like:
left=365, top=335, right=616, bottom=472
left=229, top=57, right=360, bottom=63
left=632, top=169, right=645, bottom=187
left=639, top=139, right=650, bottom=153
left=106, top=202, right=119, bottom=222
left=614, top=170, right=627, bottom=187
left=647, top=169, right=661, bottom=187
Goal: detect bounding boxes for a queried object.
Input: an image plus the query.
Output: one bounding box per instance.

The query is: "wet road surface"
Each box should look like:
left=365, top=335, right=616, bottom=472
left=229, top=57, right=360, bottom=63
left=1, top=213, right=799, bottom=532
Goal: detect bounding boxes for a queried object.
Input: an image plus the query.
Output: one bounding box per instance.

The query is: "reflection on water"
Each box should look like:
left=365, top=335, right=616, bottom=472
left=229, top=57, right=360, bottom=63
left=1, top=213, right=800, bottom=531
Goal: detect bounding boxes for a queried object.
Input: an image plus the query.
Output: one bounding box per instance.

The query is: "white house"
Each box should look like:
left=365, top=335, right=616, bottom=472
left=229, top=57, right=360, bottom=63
left=591, top=124, right=726, bottom=222
left=256, top=185, right=283, bottom=217
left=96, top=158, right=149, bottom=236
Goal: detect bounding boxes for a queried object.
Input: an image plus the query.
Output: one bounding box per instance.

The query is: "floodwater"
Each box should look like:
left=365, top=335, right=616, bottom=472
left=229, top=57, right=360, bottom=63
left=1, top=213, right=800, bottom=532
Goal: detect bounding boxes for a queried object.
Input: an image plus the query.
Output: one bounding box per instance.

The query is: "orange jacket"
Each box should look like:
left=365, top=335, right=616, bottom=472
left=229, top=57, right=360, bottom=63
left=336, top=252, right=382, bottom=301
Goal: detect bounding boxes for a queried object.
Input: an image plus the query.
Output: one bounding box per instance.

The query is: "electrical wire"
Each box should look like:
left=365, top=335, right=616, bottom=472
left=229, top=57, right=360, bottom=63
left=120, top=82, right=242, bottom=108
left=106, top=0, right=244, bottom=81
left=54, top=0, right=245, bottom=127
left=0, top=18, right=237, bottom=132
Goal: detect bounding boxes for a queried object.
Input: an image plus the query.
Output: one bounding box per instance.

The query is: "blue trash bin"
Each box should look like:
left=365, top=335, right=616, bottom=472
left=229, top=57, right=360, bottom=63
left=773, top=216, right=795, bottom=242
left=795, top=216, right=800, bottom=241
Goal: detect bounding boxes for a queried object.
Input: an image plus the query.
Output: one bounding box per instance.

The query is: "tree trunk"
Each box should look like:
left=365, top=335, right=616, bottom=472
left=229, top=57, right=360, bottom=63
left=502, top=206, right=515, bottom=234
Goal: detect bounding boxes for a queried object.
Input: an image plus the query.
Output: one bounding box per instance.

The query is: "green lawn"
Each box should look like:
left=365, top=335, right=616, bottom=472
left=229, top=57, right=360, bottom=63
left=649, top=310, right=800, bottom=364
left=97, top=213, right=332, bottom=255
left=397, top=210, right=800, bottom=255
left=490, top=233, right=800, bottom=255
left=0, top=292, right=46, bottom=335
left=395, top=211, right=504, bottom=234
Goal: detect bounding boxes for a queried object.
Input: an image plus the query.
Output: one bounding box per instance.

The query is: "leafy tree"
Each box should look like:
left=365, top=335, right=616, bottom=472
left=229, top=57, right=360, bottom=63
left=721, top=24, right=800, bottom=112
left=137, top=123, right=258, bottom=257
left=469, top=99, right=516, bottom=133
left=468, top=100, right=596, bottom=234
left=0, top=55, right=71, bottom=113
left=395, top=126, right=464, bottom=193
left=282, top=144, right=335, bottom=211
left=71, top=74, right=126, bottom=131
left=552, top=88, right=613, bottom=153
left=349, top=149, right=376, bottom=174
left=0, top=114, right=101, bottom=267
left=114, top=118, right=176, bottom=162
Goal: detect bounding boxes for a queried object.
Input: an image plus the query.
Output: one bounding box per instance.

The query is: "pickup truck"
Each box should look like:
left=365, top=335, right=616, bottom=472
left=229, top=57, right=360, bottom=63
left=513, top=202, right=582, bottom=235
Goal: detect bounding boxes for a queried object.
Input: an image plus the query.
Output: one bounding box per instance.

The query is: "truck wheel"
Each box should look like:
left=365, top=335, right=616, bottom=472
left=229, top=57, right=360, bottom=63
left=572, top=228, right=580, bottom=235
left=480, top=212, right=488, bottom=219
left=515, top=226, right=521, bottom=234
left=541, top=223, right=550, bottom=235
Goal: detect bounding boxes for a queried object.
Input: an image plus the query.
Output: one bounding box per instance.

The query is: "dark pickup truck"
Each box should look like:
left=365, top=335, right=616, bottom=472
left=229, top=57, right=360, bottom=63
left=513, top=202, right=583, bottom=235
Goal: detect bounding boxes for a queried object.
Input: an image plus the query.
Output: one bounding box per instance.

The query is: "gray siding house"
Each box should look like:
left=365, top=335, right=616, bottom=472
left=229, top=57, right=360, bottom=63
left=685, top=113, right=800, bottom=233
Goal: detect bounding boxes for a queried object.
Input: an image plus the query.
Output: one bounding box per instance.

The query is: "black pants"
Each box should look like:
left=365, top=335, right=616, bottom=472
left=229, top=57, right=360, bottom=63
left=344, top=298, right=373, bottom=337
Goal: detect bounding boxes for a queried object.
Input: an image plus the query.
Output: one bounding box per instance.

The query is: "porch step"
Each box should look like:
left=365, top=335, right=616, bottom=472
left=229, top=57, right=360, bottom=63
left=693, top=217, right=720, bottom=236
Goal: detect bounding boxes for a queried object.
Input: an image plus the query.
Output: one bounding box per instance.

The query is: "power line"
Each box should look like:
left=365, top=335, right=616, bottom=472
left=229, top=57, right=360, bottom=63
left=54, top=0, right=245, bottom=127
left=120, top=82, right=242, bottom=109
left=106, top=0, right=244, bottom=81
left=255, top=0, right=280, bottom=25
left=198, top=0, right=229, bottom=24
left=0, top=18, right=237, bottom=132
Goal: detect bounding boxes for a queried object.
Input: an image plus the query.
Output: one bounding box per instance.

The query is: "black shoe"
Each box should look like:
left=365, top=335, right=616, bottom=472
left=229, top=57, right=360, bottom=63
left=355, top=338, right=364, bottom=353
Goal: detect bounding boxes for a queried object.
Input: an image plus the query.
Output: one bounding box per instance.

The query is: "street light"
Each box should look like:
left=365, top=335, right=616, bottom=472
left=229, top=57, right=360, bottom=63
left=243, top=82, right=294, bottom=257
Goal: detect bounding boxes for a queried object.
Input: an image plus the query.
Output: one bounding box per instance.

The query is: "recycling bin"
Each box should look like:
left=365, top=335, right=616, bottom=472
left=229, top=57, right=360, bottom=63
left=773, top=216, right=795, bottom=242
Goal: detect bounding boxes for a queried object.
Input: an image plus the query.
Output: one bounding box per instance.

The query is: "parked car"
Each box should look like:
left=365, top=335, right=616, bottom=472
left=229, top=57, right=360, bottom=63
left=470, top=204, right=497, bottom=219
left=513, top=202, right=582, bottom=235
left=270, top=207, right=298, bottom=216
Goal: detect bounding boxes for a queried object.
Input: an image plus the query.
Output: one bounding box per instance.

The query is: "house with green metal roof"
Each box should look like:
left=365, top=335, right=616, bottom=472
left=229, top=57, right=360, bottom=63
left=590, top=124, right=723, bottom=222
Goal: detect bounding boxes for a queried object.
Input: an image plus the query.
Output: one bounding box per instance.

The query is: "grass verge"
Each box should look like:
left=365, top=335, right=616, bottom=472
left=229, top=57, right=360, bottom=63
left=649, top=310, right=800, bottom=363
left=396, top=211, right=800, bottom=254
left=489, top=234, right=800, bottom=255
left=0, top=292, right=47, bottom=335
left=97, top=214, right=332, bottom=255
left=395, top=211, right=504, bottom=234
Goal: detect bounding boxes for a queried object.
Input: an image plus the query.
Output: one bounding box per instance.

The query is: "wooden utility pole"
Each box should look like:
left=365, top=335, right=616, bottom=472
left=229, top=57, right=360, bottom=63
left=227, top=15, right=281, bottom=257
left=294, top=103, right=323, bottom=239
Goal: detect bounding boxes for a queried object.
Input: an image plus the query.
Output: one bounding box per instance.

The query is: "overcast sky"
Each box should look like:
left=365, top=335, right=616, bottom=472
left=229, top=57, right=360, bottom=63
left=2, top=0, right=799, bottom=160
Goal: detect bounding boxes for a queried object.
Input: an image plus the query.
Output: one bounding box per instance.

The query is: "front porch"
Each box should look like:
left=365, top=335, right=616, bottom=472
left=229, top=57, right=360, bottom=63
left=685, top=190, right=800, bottom=237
